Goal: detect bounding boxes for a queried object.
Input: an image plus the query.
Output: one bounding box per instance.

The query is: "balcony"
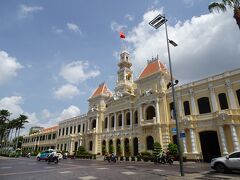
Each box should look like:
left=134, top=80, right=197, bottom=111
left=141, top=117, right=156, bottom=127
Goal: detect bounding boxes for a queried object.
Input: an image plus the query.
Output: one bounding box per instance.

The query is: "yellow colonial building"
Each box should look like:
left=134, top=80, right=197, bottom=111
left=22, top=51, right=240, bottom=162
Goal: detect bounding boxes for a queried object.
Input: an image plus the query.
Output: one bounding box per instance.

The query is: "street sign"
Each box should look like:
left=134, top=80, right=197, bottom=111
left=180, top=132, right=186, bottom=138
left=172, top=128, right=176, bottom=134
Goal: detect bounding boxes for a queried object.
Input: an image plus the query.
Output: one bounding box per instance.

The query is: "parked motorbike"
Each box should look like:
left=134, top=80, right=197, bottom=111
left=47, top=154, right=59, bottom=164
left=26, top=153, right=31, bottom=158
left=104, top=154, right=116, bottom=163
left=154, top=154, right=173, bottom=165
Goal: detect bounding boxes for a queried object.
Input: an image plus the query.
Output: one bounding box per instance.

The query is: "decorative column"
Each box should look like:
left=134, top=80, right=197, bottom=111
left=189, top=89, right=197, bottom=115
left=219, top=126, right=228, bottom=155
left=190, top=128, right=198, bottom=153
left=130, top=109, right=132, bottom=128
left=177, top=92, right=183, bottom=117
left=156, top=98, right=160, bottom=123
left=106, top=139, right=109, bottom=153
left=96, top=115, right=99, bottom=133
left=80, top=123, right=83, bottom=133
left=121, top=138, right=125, bottom=156
left=230, top=125, right=240, bottom=151
left=107, top=115, right=110, bottom=132
left=181, top=130, right=187, bottom=154
left=114, top=112, right=117, bottom=131
left=139, top=105, right=143, bottom=125
left=122, top=111, right=124, bottom=130
left=208, top=83, right=218, bottom=112
left=226, top=79, right=237, bottom=109
left=87, top=119, right=90, bottom=131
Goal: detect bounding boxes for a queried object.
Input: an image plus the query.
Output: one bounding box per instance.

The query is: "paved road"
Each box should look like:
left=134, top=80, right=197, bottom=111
left=0, top=156, right=239, bottom=180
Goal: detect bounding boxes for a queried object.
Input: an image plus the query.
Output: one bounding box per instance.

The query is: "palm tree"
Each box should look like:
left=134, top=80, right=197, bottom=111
left=15, top=115, right=28, bottom=149
left=0, top=110, right=10, bottom=145
left=208, top=0, right=240, bottom=29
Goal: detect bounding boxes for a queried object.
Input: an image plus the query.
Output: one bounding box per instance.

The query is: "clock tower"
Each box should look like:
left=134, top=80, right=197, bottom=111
left=115, top=50, right=133, bottom=94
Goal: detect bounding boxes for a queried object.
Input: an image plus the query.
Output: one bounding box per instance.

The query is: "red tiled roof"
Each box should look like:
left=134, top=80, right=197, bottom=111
left=91, top=83, right=112, bottom=98
left=139, top=60, right=166, bottom=79
left=42, top=125, right=58, bottom=132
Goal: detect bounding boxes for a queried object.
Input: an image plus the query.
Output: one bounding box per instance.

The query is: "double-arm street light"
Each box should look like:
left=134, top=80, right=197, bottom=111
left=149, top=14, right=184, bottom=176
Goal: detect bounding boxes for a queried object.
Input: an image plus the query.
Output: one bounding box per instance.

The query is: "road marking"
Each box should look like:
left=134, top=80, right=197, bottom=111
left=153, top=169, right=164, bottom=172
left=90, top=164, right=97, bottom=165
left=44, top=167, right=55, bottom=169
left=0, top=167, right=12, bottom=169
left=78, top=176, right=98, bottom=180
left=59, top=171, right=72, bottom=174
left=121, top=171, right=136, bottom=175
left=126, top=166, right=135, bottom=168
left=96, top=167, right=109, bottom=170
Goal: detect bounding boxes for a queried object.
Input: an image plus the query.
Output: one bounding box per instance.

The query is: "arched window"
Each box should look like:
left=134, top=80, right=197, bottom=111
left=146, top=136, right=154, bottom=150
left=169, top=102, right=174, bottom=118
left=236, top=89, right=240, bottom=106
left=111, top=116, right=114, bottom=128
left=92, top=119, right=96, bottom=129
left=104, top=118, right=108, bottom=129
left=124, top=138, right=130, bottom=156
left=198, top=97, right=211, bottom=114
left=109, top=140, right=113, bottom=153
left=183, top=101, right=190, bottom=115
left=89, top=141, right=93, bottom=151
left=126, top=112, right=130, bottom=125
left=218, top=93, right=229, bottom=110
left=146, top=106, right=156, bottom=120
left=134, top=111, right=138, bottom=124
left=118, top=114, right=122, bottom=126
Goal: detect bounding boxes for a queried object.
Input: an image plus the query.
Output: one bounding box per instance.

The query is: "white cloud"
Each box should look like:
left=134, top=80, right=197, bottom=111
left=67, top=23, right=81, bottom=34
left=111, top=21, right=127, bottom=32
left=0, top=96, right=24, bottom=118
left=0, top=50, right=23, bottom=85
left=59, top=61, right=100, bottom=84
left=18, top=4, right=44, bottom=19
left=125, top=14, right=134, bottom=21
left=126, top=9, right=240, bottom=83
left=54, top=84, right=80, bottom=100
left=59, top=105, right=80, bottom=120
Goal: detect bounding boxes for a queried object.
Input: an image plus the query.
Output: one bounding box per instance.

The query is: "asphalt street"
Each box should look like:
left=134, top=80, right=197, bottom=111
left=0, top=156, right=239, bottom=180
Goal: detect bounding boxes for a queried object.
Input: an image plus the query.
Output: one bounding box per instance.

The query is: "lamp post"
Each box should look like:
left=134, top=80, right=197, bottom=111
left=149, top=14, right=184, bottom=176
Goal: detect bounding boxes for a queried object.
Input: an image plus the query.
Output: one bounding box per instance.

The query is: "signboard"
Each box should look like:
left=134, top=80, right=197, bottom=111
left=180, top=132, right=186, bottom=138
left=172, top=128, right=176, bottom=134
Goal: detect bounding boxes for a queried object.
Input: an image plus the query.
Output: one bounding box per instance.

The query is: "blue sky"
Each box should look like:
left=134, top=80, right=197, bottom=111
left=0, top=0, right=240, bottom=134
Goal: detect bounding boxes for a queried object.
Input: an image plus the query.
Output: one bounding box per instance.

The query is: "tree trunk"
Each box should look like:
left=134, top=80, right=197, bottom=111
left=234, top=7, right=240, bottom=29
left=15, top=129, right=21, bottom=149
left=14, top=128, right=18, bottom=149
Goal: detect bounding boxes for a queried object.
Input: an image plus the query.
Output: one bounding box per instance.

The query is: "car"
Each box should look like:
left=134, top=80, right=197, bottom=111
left=211, top=151, right=240, bottom=173
left=36, top=149, right=54, bottom=161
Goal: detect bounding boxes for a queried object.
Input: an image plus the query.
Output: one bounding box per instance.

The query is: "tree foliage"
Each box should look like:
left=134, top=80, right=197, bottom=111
left=208, top=0, right=240, bottom=29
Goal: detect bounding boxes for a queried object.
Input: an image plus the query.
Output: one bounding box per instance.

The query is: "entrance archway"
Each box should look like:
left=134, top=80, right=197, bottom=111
left=146, top=136, right=154, bottom=150
left=133, top=137, right=139, bottom=156
left=199, top=131, right=221, bottom=162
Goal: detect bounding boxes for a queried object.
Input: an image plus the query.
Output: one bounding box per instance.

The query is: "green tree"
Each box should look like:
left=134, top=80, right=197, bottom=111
left=208, top=0, right=240, bottom=29
left=116, top=144, right=122, bottom=156
left=168, top=143, right=178, bottom=157
left=152, top=142, right=162, bottom=157
left=0, top=110, right=10, bottom=144
left=15, top=115, right=28, bottom=149
left=109, top=144, right=114, bottom=154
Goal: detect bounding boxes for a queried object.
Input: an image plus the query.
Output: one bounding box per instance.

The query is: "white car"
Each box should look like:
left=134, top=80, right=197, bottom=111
left=211, top=151, right=240, bottom=173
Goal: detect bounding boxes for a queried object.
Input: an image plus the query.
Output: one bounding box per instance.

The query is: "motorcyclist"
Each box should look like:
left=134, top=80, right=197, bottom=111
left=47, top=151, right=58, bottom=163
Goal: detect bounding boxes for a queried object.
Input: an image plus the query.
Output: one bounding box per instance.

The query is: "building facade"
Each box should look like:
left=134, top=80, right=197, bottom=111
left=22, top=51, right=240, bottom=162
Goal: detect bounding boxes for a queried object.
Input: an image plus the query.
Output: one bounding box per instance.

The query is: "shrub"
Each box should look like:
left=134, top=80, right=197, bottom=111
left=141, top=151, right=152, bottom=162
left=168, top=143, right=178, bottom=157
left=152, top=142, right=162, bottom=157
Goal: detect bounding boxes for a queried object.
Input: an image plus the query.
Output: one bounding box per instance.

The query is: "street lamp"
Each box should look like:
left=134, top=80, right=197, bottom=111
left=149, top=14, right=184, bottom=176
